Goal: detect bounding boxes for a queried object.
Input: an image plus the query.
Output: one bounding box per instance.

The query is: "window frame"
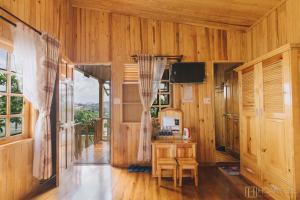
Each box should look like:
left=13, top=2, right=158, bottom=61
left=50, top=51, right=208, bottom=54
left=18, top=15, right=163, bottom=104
left=151, top=68, right=172, bottom=118
left=0, top=39, right=30, bottom=144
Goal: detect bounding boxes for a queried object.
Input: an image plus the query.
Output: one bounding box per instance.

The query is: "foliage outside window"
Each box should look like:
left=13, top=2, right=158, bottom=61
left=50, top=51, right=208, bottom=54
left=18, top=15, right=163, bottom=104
left=151, top=68, right=172, bottom=118
left=0, top=48, right=24, bottom=139
left=74, top=109, right=98, bottom=125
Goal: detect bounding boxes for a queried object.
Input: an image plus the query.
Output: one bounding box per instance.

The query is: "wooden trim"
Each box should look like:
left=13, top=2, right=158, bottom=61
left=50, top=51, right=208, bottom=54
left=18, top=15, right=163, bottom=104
left=0, top=45, right=31, bottom=144
left=211, top=61, right=243, bottom=163
left=0, top=137, right=32, bottom=149
left=212, top=60, right=245, bottom=64
left=235, top=43, right=300, bottom=72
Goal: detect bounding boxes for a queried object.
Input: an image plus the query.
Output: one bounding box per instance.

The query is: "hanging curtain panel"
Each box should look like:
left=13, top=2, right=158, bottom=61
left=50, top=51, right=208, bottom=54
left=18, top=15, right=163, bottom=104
left=13, top=23, right=60, bottom=180
left=137, top=55, right=167, bottom=162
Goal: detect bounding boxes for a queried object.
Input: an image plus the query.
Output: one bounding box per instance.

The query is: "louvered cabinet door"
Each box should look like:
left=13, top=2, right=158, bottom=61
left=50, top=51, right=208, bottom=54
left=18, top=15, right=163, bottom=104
left=239, top=65, right=261, bottom=185
left=259, top=53, right=293, bottom=185
left=239, top=66, right=260, bottom=161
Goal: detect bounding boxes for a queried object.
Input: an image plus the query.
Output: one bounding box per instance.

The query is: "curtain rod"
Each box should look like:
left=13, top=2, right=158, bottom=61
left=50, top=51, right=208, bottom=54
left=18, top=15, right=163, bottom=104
left=0, top=7, right=42, bottom=35
left=131, top=54, right=183, bottom=62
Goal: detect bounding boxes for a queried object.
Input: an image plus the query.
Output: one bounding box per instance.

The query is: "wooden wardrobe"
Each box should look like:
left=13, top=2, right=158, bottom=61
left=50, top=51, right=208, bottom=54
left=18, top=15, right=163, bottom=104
left=236, top=44, right=300, bottom=200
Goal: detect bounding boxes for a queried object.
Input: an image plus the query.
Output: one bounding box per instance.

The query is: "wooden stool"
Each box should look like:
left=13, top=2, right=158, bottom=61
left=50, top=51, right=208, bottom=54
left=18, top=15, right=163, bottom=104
left=157, top=158, right=177, bottom=187
left=177, top=158, right=199, bottom=187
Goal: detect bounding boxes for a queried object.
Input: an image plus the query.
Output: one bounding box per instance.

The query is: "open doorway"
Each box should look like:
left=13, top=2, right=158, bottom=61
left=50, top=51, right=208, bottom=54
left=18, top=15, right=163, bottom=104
left=73, top=64, right=111, bottom=165
left=214, top=62, right=242, bottom=165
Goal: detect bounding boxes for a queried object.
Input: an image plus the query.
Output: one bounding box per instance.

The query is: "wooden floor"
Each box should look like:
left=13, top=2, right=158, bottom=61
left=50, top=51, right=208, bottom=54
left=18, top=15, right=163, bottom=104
left=74, top=140, right=110, bottom=164
left=215, top=150, right=239, bottom=163
left=32, top=165, right=246, bottom=200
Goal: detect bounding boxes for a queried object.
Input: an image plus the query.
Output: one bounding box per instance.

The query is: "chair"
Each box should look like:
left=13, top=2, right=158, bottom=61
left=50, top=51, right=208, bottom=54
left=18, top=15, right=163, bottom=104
left=177, top=158, right=199, bottom=187
left=156, top=143, right=177, bottom=187
left=176, top=143, right=198, bottom=187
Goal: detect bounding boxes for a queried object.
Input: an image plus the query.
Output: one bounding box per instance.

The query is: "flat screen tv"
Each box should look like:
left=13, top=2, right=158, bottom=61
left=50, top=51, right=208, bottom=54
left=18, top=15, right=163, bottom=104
left=170, top=62, right=205, bottom=83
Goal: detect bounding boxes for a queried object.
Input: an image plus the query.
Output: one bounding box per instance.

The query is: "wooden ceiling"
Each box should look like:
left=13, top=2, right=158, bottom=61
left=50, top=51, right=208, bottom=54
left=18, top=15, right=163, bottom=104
left=76, top=64, right=111, bottom=82
left=72, top=0, right=282, bottom=30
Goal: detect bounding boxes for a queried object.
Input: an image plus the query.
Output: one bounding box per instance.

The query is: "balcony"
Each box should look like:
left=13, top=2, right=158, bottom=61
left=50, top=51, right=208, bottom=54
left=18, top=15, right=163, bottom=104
left=74, top=117, right=110, bottom=164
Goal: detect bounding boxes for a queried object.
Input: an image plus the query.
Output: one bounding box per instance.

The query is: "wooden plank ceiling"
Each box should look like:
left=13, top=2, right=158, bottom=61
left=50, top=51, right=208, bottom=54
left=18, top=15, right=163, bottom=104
left=72, top=0, right=281, bottom=30
left=76, top=65, right=111, bottom=82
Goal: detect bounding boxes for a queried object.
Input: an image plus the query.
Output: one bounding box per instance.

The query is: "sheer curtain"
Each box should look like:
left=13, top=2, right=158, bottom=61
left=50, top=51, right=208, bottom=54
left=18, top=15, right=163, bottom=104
left=13, top=23, right=39, bottom=105
left=137, top=55, right=167, bottom=162
left=13, top=23, right=60, bottom=180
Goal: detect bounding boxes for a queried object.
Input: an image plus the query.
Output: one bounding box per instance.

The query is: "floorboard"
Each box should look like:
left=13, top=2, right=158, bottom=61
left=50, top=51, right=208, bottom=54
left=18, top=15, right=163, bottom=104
left=31, top=165, right=250, bottom=200
left=74, top=140, right=110, bottom=164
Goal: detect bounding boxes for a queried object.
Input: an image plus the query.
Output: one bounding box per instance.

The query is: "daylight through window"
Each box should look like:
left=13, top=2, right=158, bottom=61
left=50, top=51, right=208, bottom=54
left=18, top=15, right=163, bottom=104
left=151, top=68, right=172, bottom=118
left=0, top=48, right=24, bottom=139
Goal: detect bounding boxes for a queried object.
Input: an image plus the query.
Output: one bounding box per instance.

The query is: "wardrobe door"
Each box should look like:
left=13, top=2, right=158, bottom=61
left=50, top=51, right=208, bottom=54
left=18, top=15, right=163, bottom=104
left=239, top=65, right=261, bottom=185
left=260, top=53, right=293, bottom=185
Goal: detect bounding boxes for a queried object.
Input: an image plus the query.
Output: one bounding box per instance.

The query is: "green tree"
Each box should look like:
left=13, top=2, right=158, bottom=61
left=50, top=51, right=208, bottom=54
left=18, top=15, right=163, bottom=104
left=75, top=108, right=98, bottom=124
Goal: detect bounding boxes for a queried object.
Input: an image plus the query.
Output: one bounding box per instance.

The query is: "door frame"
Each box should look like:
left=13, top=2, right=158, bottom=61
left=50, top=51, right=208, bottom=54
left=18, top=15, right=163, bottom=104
left=73, top=63, right=112, bottom=165
left=55, top=58, right=75, bottom=186
left=211, top=60, right=244, bottom=163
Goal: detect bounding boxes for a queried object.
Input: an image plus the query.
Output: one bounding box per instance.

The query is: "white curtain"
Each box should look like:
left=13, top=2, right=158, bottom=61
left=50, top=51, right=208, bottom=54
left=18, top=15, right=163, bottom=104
left=12, top=23, right=39, bottom=105
left=137, top=55, right=167, bottom=162
left=13, top=23, right=60, bottom=180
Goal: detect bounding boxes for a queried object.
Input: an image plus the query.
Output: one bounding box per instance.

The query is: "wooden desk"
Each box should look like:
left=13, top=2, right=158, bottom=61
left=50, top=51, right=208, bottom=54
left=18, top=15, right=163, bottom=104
left=151, top=139, right=196, bottom=177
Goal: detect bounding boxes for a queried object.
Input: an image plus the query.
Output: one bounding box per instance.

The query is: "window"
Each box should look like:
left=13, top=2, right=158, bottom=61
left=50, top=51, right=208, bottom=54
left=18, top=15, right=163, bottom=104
left=151, top=68, right=172, bottom=118
left=0, top=48, right=24, bottom=139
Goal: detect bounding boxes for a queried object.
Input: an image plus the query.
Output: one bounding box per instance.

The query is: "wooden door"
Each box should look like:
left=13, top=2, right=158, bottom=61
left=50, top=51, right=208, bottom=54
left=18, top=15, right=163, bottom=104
left=239, top=65, right=262, bottom=185
left=224, top=70, right=239, bottom=156
left=58, top=63, right=75, bottom=178
left=232, top=117, right=240, bottom=154
left=259, top=53, right=292, bottom=183
left=239, top=66, right=260, bottom=164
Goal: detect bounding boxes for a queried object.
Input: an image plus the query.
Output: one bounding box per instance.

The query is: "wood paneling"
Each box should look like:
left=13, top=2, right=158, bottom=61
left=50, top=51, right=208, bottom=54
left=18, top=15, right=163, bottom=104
left=71, top=0, right=282, bottom=31
left=0, top=0, right=74, bottom=59
left=246, top=0, right=300, bottom=61
left=0, top=139, right=38, bottom=200
left=0, top=0, right=74, bottom=199
left=72, top=8, right=246, bottom=165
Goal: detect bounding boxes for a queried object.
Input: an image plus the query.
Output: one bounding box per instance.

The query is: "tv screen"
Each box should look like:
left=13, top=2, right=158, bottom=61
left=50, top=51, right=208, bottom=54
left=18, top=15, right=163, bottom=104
left=170, top=62, right=205, bottom=83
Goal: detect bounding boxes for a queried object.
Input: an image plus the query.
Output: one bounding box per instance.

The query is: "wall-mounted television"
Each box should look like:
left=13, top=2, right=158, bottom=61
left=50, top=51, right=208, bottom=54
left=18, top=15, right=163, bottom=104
left=170, top=62, right=206, bottom=83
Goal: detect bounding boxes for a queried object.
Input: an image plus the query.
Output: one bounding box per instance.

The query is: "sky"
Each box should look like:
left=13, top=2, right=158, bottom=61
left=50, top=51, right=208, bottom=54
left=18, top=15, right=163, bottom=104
left=74, top=70, right=99, bottom=104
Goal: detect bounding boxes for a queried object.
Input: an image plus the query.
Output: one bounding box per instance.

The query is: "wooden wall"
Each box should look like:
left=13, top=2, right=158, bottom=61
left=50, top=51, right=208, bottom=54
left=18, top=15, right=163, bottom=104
left=72, top=8, right=246, bottom=165
left=0, top=0, right=74, bottom=199
left=246, top=0, right=300, bottom=61
left=0, top=139, right=38, bottom=200
left=0, top=0, right=74, bottom=59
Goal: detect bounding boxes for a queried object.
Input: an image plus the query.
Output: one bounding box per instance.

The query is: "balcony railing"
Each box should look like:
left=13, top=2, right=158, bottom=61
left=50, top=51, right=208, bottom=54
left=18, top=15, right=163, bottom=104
left=74, top=118, right=110, bottom=160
